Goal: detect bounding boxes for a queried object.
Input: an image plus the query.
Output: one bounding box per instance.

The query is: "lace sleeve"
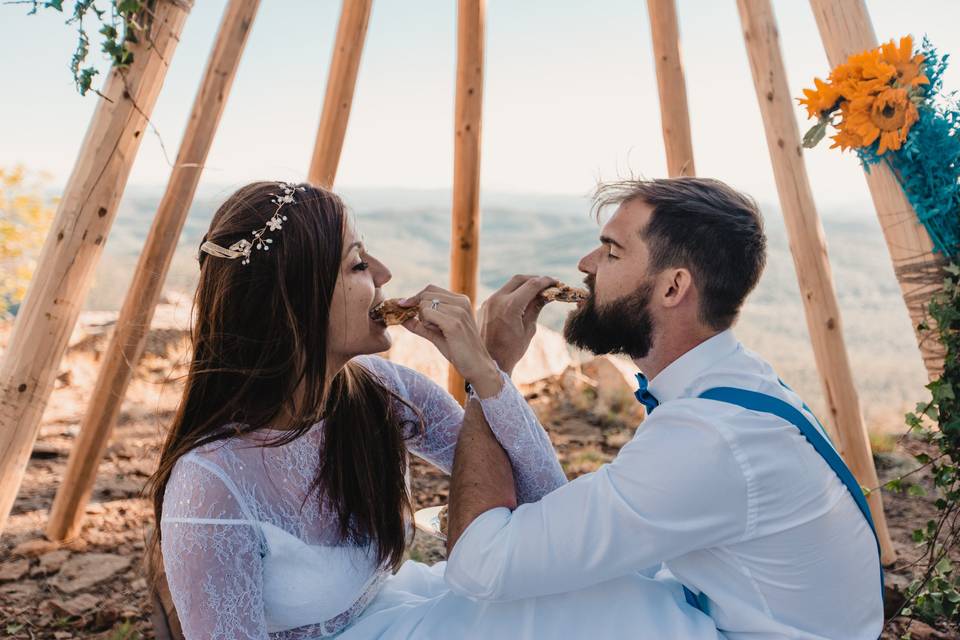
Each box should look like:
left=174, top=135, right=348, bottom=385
left=354, top=355, right=464, bottom=474
left=355, top=355, right=566, bottom=504
left=161, top=455, right=269, bottom=640
left=474, top=370, right=568, bottom=503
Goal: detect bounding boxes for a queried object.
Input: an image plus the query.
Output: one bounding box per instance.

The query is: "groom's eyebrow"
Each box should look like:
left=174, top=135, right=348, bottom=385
left=599, top=235, right=625, bottom=250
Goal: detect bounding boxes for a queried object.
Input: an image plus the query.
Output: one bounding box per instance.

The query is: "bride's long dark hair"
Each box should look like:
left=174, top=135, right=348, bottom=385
left=147, top=182, right=420, bottom=584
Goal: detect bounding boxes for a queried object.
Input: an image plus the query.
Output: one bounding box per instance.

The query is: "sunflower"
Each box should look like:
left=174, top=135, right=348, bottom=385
left=880, top=35, right=929, bottom=89
left=842, top=87, right=919, bottom=154
left=799, top=77, right=841, bottom=118
left=829, top=49, right=896, bottom=99
left=829, top=128, right=866, bottom=151
left=829, top=102, right=866, bottom=151
left=799, top=35, right=930, bottom=155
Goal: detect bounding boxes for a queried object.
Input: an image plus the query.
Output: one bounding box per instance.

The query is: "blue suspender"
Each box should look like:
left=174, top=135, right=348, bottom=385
left=679, top=386, right=884, bottom=615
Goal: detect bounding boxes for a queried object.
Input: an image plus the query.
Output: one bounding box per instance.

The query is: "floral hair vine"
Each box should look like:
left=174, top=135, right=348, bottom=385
left=198, top=182, right=308, bottom=265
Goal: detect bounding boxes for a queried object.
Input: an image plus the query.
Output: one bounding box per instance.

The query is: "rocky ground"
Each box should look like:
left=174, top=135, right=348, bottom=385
left=0, top=310, right=957, bottom=639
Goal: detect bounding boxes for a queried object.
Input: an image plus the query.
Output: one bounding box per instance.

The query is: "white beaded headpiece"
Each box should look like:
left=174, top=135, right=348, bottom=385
left=199, top=182, right=308, bottom=265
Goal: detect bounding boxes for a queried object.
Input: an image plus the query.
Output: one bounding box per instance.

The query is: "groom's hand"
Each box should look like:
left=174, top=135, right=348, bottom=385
left=479, top=275, right=556, bottom=377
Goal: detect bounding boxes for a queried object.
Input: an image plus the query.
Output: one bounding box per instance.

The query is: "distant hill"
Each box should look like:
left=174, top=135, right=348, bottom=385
left=80, top=185, right=926, bottom=428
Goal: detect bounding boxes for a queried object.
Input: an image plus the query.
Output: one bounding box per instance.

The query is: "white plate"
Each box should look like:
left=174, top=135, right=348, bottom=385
left=413, top=505, right=447, bottom=542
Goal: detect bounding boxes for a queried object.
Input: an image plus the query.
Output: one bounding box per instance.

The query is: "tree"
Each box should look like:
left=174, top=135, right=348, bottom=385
left=0, top=166, right=56, bottom=319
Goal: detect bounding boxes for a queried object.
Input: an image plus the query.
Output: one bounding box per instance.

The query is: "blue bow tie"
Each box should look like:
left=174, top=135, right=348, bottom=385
left=634, top=372, right=659, bottom=415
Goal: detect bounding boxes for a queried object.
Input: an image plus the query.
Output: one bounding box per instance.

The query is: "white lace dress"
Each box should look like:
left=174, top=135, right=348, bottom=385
left=160, top=354, right=562, bottom=637
left=161, top=355, right=713, bottom=639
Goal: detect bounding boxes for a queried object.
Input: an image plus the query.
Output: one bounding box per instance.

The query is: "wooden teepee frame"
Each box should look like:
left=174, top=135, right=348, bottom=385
left=0, top=0, right=942, bottom=566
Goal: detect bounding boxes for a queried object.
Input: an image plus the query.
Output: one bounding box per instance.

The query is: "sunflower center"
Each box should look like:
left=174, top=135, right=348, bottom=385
left=870, top=91, right=910, bottom=131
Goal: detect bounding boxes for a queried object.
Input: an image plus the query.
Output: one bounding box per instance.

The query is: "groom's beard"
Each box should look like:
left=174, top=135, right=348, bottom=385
left=563, top=279, right=656, bottom=360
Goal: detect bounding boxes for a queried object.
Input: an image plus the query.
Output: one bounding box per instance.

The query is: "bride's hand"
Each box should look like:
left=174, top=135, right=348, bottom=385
left=398, top=285, right=503, bottom=398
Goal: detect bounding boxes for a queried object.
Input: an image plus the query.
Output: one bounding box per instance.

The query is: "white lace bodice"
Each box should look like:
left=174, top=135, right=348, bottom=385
left=161, top=355, right=566, bottom=639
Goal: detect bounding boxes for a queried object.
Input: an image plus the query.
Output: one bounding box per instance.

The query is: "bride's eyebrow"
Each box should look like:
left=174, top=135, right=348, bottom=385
left=342, top=241, right=364, bottom=259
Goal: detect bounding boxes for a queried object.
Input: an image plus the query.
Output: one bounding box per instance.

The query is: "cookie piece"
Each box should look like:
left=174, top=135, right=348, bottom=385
left=370, top=299, right=419, bottom=325
left=540, top=283, right=589, bottom=303
left=438, top=505, right=448, bottom=536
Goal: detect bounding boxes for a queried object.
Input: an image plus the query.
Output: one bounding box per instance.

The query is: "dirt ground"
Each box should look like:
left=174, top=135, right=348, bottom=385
left=0, top=334, right=957, bottom=639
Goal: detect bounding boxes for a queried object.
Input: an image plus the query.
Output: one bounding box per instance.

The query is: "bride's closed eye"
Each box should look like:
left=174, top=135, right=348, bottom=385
left=353, top=261, right=370, bottom=272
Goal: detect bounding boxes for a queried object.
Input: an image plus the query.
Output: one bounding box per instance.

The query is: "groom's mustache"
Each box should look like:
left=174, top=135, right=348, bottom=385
left=583, top=275, right=596, bottom=296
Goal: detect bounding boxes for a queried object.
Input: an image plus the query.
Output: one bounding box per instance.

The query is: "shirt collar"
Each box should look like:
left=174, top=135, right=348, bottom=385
left=645, top=329, right=740, bottom=404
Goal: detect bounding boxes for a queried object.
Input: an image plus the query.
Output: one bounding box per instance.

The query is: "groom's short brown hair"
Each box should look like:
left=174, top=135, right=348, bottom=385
left=592, top=176, right=767, bottom=330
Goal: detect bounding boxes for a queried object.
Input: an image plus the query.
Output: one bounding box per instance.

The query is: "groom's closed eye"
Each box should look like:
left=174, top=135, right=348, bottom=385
left=600, top=236, right=623, bottom=259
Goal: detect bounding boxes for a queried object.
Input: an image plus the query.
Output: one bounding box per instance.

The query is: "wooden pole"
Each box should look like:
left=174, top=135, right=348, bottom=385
left=307, top=0, right=374, bottom=188
left=810, top=0, right=945, bottom=380
left=0, top=0, right=192, bottom=538
left=736, top=0, right=896, bottom=564
left=45, top=0, right=261, bottom=541
left=646, top=0, right=696, bottom=177
left=448, top=0, right=486, bottom=403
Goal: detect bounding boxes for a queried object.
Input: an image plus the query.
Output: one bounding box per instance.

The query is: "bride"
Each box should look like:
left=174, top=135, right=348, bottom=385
left=149, top=181, right=716, bottom=639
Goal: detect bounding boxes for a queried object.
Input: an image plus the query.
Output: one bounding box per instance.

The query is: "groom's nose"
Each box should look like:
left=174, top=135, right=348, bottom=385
left=577, top=247, right=599, bottom=275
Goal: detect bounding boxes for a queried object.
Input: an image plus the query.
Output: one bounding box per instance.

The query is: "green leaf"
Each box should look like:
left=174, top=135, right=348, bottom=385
left=802, top=119, right=829, bottom=148
left=117, top=0, right=143, bottom=13
left=77, top=67, right=97, bottom=96
left=908, top=483, right=927, bottom=497
left=933, top=382, right=956, bottom=402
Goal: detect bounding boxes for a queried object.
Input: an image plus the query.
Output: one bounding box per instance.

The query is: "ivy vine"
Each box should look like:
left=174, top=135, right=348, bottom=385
left=10, top=0, right=149, bottom=95
left=892, top=264, right=960, bottom=627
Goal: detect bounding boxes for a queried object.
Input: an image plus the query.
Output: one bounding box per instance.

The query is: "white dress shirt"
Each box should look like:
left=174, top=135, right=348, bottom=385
left=446, top=329, right=883, bottom=639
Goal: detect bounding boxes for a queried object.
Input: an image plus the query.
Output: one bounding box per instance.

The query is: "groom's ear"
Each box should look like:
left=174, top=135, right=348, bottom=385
left=659, top=268, right=694, bottom=309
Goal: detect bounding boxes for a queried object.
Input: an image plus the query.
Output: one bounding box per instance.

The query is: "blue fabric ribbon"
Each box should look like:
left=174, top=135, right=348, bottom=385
left=634, top=372, right=659, bottom=415
left=631, top=375, right=884, bottom=622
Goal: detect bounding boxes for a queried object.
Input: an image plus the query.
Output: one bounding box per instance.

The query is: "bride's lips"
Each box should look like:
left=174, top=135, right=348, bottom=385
left=369, top=299, right=387, bottom=325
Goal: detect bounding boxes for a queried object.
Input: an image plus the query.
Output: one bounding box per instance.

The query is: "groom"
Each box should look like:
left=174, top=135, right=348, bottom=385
left=444, top=177, right=883, bottom=638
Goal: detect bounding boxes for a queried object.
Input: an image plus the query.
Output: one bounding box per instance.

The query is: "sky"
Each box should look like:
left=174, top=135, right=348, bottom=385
left=2, top=0, right=959, bottom=213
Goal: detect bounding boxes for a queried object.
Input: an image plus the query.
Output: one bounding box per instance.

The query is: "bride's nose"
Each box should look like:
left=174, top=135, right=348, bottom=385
left=371, top=256, right=392, bottom=287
